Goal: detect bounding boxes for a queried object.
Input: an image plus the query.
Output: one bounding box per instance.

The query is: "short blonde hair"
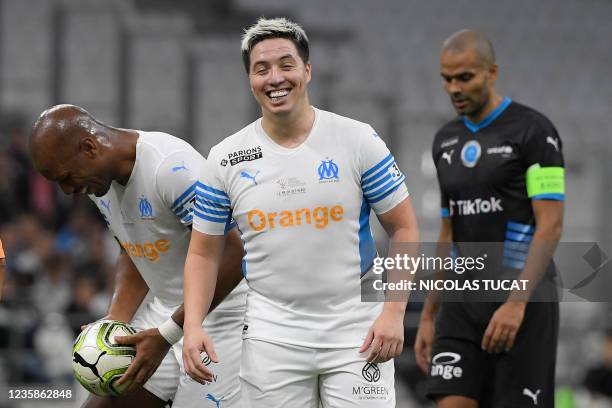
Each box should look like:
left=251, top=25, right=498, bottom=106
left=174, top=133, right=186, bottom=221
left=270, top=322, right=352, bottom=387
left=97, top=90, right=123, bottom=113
left=241, top=17, right=309, bottom=73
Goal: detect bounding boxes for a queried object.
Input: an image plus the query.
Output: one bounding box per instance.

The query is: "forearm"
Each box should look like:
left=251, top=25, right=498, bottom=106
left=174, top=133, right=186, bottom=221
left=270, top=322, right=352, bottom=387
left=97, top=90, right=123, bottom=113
left=209, top=228, right=244, bottom=311
left=183, top=251, right=219, bottom=330
left=107, top=250, right=149, bottom=322
left=420, top=297, right=440, bottom=320
left=170, top=304, right=185, bottom=327
left=383, top=226, right=419, bottom=315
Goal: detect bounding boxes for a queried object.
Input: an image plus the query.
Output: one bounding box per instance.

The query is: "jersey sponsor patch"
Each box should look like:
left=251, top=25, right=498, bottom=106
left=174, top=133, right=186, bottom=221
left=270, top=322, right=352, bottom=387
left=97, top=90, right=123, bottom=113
left=460, top=140, right=481, bottom=168
left=247, top=205, right=344, bottom=232
left=486, top=145, right=513, bottom=155
left=224, top=146, right=263, bottom=166
left=440, top=137, right=459, bottom=149
left=449, top=197, right=503, bottom=216
left=119, top=239, right=170, bottom=262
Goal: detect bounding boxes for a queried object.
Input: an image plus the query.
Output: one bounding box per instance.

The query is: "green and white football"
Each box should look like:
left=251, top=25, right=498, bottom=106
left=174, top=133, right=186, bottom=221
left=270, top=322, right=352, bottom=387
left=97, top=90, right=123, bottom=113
left=72, top=320, right=137, bottom=396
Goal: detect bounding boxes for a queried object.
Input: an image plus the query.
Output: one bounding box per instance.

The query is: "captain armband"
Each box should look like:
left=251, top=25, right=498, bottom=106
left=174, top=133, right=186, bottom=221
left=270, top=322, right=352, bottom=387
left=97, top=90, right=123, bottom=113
left=526, top=164, right=564, bottom=201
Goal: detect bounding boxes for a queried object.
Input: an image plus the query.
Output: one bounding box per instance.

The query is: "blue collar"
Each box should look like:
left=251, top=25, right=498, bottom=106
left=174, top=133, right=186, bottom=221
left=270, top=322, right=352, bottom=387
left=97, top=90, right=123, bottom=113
left=463, top=96, right=512, bottom=133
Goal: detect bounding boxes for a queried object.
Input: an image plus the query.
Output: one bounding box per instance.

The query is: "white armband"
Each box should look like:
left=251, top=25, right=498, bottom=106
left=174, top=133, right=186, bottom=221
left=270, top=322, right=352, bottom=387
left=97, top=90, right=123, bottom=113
left=158, top=318, right=183, bottom=345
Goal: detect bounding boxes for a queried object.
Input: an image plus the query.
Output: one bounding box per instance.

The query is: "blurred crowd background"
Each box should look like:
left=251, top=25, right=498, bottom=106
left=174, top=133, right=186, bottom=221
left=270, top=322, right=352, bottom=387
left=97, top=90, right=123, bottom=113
left=0, top=0, right=610, bottom=406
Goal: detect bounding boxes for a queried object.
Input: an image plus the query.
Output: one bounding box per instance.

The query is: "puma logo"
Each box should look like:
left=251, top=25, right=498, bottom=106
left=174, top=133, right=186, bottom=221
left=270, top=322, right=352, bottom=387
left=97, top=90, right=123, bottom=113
left=73, top=351, right=107, bottom=382
left=100, top=199, right=111, bottom=214
left=546, top=136, right=559, bottom=152
left=522, top=388, right=541, bottom=405
left=172, top=161, right=189, bottom=172
left=240, top=170, right=260, bottom=185
left=442, top=150, right=454, bottom=165
left=206, top=393, right=222, bottom=407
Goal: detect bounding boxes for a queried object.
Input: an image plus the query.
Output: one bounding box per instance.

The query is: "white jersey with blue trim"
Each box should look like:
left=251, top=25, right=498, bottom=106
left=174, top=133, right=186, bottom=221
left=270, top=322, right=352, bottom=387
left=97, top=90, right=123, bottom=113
left=194, top=108, right=409, bottom=347
left=90, top=131, right=246, bottom=311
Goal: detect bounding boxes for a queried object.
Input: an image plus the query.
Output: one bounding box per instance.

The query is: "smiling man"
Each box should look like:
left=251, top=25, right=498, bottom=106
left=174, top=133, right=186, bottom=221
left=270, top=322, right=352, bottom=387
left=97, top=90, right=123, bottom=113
left=414, top=30, right=564, bottom=408
left=182, top=17, right=419, bottom=408
left=29, top=105, right=246, bottom=408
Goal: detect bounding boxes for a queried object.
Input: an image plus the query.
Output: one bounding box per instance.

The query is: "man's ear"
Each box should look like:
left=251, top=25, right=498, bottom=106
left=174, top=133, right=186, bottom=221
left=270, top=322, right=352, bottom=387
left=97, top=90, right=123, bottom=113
left=80, top=137, right=97, bottom=158
left=488, top=63, right=499, bottom=83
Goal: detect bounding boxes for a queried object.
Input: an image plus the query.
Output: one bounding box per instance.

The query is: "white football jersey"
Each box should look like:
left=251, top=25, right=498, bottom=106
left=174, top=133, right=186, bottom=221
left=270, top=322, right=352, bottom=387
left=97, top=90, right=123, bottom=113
left=90, top=131, right=246, bottom=312
left=194, top=108, right=409, bottom=347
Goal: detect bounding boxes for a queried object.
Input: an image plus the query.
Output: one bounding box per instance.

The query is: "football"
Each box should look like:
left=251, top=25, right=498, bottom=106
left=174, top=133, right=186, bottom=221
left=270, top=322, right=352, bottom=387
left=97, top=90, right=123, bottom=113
left=72, top=320, right=137, bottom=396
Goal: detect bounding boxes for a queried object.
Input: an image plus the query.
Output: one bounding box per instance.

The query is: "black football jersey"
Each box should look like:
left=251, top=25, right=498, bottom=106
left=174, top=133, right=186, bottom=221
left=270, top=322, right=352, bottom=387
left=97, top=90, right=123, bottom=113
left=432, top=97, right=564, bottom=274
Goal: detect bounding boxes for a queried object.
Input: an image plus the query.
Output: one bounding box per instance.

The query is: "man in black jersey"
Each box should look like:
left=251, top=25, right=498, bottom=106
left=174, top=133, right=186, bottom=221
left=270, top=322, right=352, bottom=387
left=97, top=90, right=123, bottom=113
left=414, top=30, right=564, bottom=408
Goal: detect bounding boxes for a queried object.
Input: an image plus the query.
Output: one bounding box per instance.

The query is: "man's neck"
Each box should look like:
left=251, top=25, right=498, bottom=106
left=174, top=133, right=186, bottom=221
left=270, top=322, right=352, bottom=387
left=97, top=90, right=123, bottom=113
left=467, top=93, right=503, bottom=124
left=111, top=128, right=139, bottom=186
left=261, top=102, right=315, bottom=148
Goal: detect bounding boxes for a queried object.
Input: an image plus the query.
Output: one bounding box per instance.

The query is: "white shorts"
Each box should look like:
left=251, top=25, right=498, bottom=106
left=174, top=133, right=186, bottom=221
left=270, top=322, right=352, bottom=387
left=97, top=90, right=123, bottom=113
left=130, top=297, right=244, bottom=407
left=240, top=339, right=395, bottom=408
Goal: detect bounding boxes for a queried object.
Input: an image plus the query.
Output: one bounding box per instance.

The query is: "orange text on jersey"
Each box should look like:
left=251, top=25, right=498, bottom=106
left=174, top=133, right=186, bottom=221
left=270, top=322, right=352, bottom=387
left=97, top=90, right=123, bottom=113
left=120, top=239, right=169, bottom=262
left=247, top=205, right=344, bottom=232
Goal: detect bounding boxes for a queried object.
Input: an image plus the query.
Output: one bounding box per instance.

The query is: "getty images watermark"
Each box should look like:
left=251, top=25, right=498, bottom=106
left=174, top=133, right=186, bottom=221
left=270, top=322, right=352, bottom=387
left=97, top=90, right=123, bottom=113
left=371, top=253, right=528, bottom=293
left=361, top=242, right=612, bottom=303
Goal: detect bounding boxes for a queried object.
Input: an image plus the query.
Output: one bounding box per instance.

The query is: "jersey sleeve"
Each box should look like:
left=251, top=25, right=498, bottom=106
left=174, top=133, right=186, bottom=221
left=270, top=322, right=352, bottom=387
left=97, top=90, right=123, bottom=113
left=359, top=125, right=409, bottom=214
left=522, top=116, right=565, bottom=201
left=192, top=148, right=233, bottom=235
left=155, top=149, right=204, bottom=226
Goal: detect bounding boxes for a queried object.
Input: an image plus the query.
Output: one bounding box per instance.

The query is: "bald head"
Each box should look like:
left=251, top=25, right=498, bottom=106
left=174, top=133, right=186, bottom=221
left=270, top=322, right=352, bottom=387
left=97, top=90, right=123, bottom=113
left=30, top=104, right=100, bottom=156
left=442, top=29, right=495, bottom=68
left=29, top=105, right=134, bottom=196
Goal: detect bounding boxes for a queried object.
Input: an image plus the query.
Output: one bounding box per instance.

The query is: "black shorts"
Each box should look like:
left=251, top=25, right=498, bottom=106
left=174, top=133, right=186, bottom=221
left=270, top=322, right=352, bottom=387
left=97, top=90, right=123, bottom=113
left=425, top=300, right=559, bottom=408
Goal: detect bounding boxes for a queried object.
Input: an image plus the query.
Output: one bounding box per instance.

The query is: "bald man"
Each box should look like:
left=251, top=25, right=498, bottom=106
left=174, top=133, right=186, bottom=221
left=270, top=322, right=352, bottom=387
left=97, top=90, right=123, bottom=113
left=414, top=30, right=563, bottom=408
left=30, top=105, right=247, bottom=408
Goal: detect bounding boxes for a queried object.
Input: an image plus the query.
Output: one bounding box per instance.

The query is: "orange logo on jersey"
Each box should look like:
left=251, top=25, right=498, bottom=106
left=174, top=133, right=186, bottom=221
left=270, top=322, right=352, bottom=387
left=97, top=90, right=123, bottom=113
left=247, top=205, right=344, bottom=232
left=120, top=239, right=170, bottom=262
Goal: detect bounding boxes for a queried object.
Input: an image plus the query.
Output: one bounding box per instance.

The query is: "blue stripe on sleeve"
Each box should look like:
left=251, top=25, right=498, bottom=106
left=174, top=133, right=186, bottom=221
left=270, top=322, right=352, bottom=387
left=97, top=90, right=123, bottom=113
left=194, top=201, right=230, bottom=217
left=196, top=181, right=229, bottom=198
left=362, top=154, right=393, bottom=180
left=532, top=193, right=564, bottom=201
left=506, top=231, right=533, bottom=243
left=362, top=173, right=392, bottom=193
left=367, top=176, right=405, bottom=204
left=195, top=189, right=231, bottom=207
left=507, top=221, right=534, bottom=234
left=171, top=184, right=196, bottom=212
left=504, top=241, right=530, bottom=253
left=441, top=208, right=450, bottom=217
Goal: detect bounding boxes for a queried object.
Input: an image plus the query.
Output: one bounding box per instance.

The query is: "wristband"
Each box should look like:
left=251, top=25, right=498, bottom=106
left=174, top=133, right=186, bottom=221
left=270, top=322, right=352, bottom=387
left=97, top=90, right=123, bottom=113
left=158, top=318, right=183, bottom=345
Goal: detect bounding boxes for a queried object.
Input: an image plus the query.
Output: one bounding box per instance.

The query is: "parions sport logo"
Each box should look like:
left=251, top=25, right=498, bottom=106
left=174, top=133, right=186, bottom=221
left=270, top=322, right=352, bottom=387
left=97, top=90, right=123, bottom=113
left=221, top=146, right=262, bottom=166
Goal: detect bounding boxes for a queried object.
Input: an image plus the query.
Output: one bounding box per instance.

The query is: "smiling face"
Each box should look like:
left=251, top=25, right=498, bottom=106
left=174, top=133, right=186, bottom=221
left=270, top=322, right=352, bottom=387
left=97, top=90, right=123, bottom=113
left=440, top=47, right=498, bottom=120
left=248, top=37, right=312, bottom=118
left=31, top=131, right=114, bottom=197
